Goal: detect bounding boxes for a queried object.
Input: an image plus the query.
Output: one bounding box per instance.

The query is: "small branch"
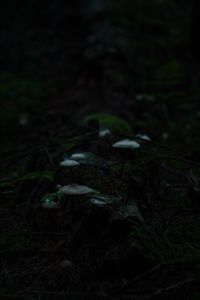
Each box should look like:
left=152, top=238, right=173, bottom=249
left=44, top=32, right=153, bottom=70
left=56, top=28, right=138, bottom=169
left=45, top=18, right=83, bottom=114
left=142, top=277, right=196, bottom=299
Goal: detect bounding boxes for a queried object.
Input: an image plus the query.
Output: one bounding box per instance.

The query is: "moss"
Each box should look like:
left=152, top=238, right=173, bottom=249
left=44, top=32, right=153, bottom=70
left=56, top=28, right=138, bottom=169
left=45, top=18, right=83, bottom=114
left=82, top=113, right=133, bottom=136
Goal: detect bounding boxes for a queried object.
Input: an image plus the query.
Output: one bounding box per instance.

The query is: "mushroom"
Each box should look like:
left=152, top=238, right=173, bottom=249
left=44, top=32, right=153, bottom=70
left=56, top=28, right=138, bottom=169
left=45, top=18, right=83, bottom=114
left=70, top=153, right=86, bottom=160
left=90, top=194, right=117, bottom=207
left=112, top=139, right=140, bottom=150
left=60, top=159, right=80, bottom=167
left=58, top=184, right=95, bottom=196
left=60, top=259, right=74, bottom=269
left=58, top=184, right=96, bottom=210
left=136, top=134, right=151, bottom=141
left=99, top=128, right=111, bottom=138
left=70, top=152, right=108, bottom=167
left=41, top=198, right=59, bottom=209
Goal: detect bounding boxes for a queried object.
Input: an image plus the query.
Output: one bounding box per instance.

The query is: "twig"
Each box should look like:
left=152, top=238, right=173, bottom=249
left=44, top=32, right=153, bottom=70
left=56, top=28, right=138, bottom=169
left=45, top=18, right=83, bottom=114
left=142, top=277, right=196, bottom=299
left=24, top=289, right=70, bottom=296
left=142, top=150, right=200, bottom=167
left=132, top=264, right=162, bottom=282
left=44, top=147, right=55, bottom=170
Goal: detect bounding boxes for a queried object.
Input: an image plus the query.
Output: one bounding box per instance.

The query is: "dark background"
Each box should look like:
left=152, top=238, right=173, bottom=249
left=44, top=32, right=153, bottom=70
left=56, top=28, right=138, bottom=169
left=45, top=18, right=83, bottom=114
left=1, top=0, right=199, bottom=137
left=1, top=1, right=200, bottom=299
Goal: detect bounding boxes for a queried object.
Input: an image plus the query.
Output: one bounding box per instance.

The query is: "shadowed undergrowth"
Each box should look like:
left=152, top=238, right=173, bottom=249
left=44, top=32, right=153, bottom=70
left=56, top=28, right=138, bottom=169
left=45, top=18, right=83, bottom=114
left=1, top=0, right=200, bottom=299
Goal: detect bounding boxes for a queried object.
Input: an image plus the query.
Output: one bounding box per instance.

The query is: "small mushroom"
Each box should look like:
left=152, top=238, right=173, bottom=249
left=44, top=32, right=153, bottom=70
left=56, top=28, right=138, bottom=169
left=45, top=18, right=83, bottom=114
left=99, top=128, right=111, bottom=138
left=70, top=152, right=108, bottom=167
left=136, top=134, right=151, bottom=141
left=112, top=139, right=140, bottom=150
left=60, top=259, right=74, bottom=269
left=90, top=196, right=108, bottom=207
left=58, top=184, right=95, bottom=195
left=70, top=153, right=86, bottom=160
left=60, top=159, right=80, bottom=167
left=90, top=195, right=117, bottom=207
left=41, top=198, right=59, bottom=209
left=56, top=184, right=62, bottom=189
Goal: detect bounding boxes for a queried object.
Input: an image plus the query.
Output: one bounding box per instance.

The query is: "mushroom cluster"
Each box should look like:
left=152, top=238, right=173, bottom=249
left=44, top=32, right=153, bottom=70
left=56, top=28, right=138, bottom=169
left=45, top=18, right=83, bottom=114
left=41, top=123, right=151, bottom=227
left=42, top=150, right=97, bottom=209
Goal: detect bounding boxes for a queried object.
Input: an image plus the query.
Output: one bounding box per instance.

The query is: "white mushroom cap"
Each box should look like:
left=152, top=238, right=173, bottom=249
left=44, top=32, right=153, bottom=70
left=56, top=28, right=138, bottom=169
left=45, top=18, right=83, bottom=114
left=90, top=197, right=107, bottom=207
left=56, top=184, right=62, bottom=189
left=60, top=259, right=74, bottom=268
left=59, top=184, right=95, bottom=195
left=99, top=129, right=111, bottom=138
left=41, top=199, right=58, bottom=209
left=112, top=139, right=140, bottom=150
left=70, top=153, right=86, bottom=160
left=60, top=159, right=80, bottom=167
left=136, top=134, right=151, bottom=141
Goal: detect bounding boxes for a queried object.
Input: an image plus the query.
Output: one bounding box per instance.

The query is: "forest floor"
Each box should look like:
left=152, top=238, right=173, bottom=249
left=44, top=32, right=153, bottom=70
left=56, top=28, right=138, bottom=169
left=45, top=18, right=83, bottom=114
left=1, top=1, right=200, bottom=299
